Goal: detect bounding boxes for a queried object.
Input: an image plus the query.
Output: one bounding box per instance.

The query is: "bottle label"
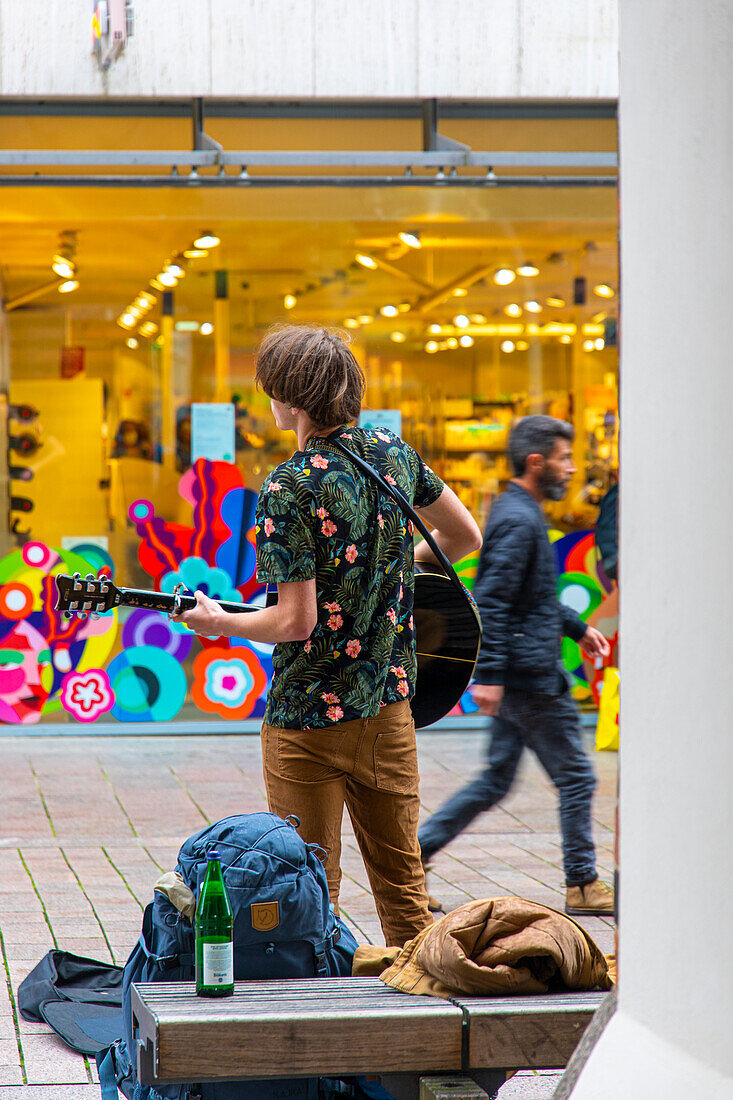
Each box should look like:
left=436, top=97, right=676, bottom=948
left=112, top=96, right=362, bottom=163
left=202, top=941, right=233, bottom=986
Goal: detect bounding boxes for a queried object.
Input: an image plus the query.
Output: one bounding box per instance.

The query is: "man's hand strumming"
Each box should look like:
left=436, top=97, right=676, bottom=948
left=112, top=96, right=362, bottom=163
left=470, top=683, right=505, bottom=716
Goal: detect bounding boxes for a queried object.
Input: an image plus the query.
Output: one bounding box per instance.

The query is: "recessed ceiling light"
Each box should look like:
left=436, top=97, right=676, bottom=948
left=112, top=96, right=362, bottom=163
left=398, top=231, right=421, bottom=249
left=425, top=341, right=439, bottom=354
left=459, top=335, right=474, bottom=348
left=453, top=314, right=470, bottom=328
left=183, top=248, right=208, bottom=259
left=501, top=340, right=515, bottom=353
left=397, top=302, right=411, bottom=313
left=594, top=337, right=605, bottom=350
left=344, top=318, right=359, bottom=328
left=516, top=340, right=529, bottom=351
left=52, top=257, right=75, bottom=279
left=283, top=294, right=297, bottom=310
left=126, top=337, right=139, bottom=349
left=546, top=296, right=566, bottom=308
left=469, top=314, right=486, bottom=324
left=199, top=322, right=214, bottom=336
left=453, top=287, right=468, bottom=297
left=355, top=254, right=378, bottom=270
left=58, top=279, right=79, bottom=294
left=559, top=335, right=572, bottom=344
left=493, top=269, right=516, bottom=286
left=428, top=323, right=442, bottom=334
left=524, top=300, right=542, bottom=313
left=380, top=305, right=399, bottom=317
left=158, top=272, right=178, bottom=287
left=504, top=303, right=522, bottom=317
left=594, top=284, right=615, bottom=298
left=517, top=263, right=539, bottom=276
left=357, top=314, right=373, bottom=324
left=583, top=339, right=594, bottom=351
left=194, top=233, right=220, bottom=249
left=446, top=338, right=459, bottom=349
left=139, top=321, right=158, bottom=337
left=390, top=331, right=406, bottom=343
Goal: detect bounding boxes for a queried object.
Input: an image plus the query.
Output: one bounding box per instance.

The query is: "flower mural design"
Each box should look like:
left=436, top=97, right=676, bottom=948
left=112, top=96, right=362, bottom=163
left=0, top=543, right=117, bottom=725
left=0, top=459, right=275, bottom=727
left=60, top=669, right=114, bottom=723
left=191, top=647, right=268, bottom=720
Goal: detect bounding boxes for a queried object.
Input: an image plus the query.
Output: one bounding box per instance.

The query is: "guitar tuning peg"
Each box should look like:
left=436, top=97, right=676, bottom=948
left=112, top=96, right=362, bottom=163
left=63, top=611, right=74, bottom=620
left=85, top=572, right=95, bottom=581
left=78, top=612, right=87, bottom=620
left=90, top=612, right=100, bottom=621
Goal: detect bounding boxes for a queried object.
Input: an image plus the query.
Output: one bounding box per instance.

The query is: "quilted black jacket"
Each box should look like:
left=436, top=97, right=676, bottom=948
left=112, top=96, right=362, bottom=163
left=473, top=482, right=587, bottom=693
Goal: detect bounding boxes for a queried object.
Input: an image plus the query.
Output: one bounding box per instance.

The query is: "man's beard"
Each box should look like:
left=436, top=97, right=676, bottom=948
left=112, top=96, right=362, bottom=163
left=539, top=471, right=568, bottom=501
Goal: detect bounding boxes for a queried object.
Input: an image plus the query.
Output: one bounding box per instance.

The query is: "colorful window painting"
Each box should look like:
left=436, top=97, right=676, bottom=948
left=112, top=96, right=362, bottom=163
left=0, top=459, right=616, bottom=727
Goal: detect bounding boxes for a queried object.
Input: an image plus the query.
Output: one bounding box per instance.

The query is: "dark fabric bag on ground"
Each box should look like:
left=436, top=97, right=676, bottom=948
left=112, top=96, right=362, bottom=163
left=18, top=949, right=124, bottom=1055
left=98, top=812, right=360, bottom=1100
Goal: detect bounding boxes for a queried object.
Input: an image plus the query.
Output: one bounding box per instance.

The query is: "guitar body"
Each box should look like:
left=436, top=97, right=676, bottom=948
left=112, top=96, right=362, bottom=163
left=55, top=569, right=481, bottom=728
left=412, top=570, right=482, bottom=728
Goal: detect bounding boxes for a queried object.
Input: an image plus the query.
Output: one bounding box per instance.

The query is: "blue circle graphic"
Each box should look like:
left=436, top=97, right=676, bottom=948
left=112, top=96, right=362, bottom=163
left=107, top=645, right=186, bottom=722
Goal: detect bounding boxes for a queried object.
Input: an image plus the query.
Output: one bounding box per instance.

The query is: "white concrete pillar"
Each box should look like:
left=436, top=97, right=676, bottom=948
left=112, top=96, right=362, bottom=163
left=568, top=2, right=733, bottom=1096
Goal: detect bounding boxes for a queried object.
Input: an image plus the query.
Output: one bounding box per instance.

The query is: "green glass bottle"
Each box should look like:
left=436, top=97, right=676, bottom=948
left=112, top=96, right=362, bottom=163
left=195, top=848, right=234, bottom=997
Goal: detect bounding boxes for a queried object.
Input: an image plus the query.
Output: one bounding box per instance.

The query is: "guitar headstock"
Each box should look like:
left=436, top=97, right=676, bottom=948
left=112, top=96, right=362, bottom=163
left=55, top=572, right=119, bottom=619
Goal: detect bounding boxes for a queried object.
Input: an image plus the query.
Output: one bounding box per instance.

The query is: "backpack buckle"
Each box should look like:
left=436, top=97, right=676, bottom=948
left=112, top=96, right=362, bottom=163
left=315, top=948, right=328, bottom=975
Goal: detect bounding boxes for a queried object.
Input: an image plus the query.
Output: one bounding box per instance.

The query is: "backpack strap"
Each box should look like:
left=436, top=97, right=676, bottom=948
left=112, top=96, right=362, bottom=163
left=96, top=1039, right=132, bottom=1100
left=136, top=931, right=194, bottom=972
left=314, top=942, right=329, bottom=976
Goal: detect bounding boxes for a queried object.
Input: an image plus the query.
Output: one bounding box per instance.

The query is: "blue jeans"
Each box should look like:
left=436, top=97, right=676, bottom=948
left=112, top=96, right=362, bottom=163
left=418, top=685, right=598, bottom=886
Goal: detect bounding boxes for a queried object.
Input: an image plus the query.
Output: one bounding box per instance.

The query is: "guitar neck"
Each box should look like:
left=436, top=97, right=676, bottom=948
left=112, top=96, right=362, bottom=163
left=117, top=587, right=258, bottom=615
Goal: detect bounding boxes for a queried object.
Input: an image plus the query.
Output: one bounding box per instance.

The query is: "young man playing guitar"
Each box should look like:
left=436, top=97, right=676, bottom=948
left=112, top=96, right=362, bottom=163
left=174, top=324, right=481, bottom=947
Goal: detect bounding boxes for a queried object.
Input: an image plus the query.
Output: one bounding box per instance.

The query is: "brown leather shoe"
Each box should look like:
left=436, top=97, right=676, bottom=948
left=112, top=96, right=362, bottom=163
left=427, top=893, right=445, bottom=914
left=565, top=878, right=615, bottom=916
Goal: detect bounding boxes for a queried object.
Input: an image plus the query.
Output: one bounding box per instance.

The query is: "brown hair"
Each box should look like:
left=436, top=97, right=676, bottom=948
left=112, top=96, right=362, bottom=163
left=255, top=324, right=365, bottom=428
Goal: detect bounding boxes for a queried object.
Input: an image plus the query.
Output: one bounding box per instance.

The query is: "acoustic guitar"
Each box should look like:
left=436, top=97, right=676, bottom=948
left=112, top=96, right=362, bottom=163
left=54, top=570, right=481, bottom=728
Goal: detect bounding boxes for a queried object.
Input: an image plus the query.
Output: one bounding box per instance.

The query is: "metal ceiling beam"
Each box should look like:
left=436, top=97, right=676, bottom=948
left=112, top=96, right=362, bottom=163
left=0, top=97, right=618, bottom=120
left=413, top=266, right=496, bottom=313
left=0, top=173, right=617, bottom=188
left=0, top=149, right=617, bottom=168
left=357, top=256, right=434, bottom=291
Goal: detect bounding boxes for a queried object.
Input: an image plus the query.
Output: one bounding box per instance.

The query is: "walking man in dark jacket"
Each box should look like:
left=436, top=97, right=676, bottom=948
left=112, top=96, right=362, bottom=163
left=418, top=415, right=614, bottom=916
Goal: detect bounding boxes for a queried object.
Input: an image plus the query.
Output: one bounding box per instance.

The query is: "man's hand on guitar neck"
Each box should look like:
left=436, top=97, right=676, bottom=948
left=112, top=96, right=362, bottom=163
left=172, top=580, right=318, bottom=644
left=172, top=590, right=227, bottom=637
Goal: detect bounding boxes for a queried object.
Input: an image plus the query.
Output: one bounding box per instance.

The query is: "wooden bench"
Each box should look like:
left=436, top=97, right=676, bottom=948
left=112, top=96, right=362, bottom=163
left=131, top=978, right=606, bottom=1099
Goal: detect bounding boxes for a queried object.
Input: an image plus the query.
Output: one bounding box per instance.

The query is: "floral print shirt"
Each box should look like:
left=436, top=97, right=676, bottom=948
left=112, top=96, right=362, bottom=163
left=255, top=425, right=444, bottom=729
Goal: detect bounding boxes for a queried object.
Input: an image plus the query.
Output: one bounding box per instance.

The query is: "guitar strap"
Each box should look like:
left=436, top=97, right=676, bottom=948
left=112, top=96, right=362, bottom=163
left=325, top=432, right=468, bottom=601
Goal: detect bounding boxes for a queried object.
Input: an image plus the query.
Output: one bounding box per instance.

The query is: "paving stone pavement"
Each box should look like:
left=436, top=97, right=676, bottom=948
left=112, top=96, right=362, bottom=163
left=0, top=729, right=617, bottom=1100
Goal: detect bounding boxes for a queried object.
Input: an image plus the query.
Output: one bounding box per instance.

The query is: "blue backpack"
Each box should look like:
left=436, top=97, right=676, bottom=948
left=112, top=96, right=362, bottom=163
left=97, top=813, right=359, bottom=1100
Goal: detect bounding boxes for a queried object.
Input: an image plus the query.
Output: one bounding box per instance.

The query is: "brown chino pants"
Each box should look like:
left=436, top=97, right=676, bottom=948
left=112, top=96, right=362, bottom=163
left=261, top=699, right=433, bottom=948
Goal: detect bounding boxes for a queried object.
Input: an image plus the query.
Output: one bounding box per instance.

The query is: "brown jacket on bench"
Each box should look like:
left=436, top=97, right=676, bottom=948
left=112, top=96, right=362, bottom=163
left=353, top=897, right=614, bottom=998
